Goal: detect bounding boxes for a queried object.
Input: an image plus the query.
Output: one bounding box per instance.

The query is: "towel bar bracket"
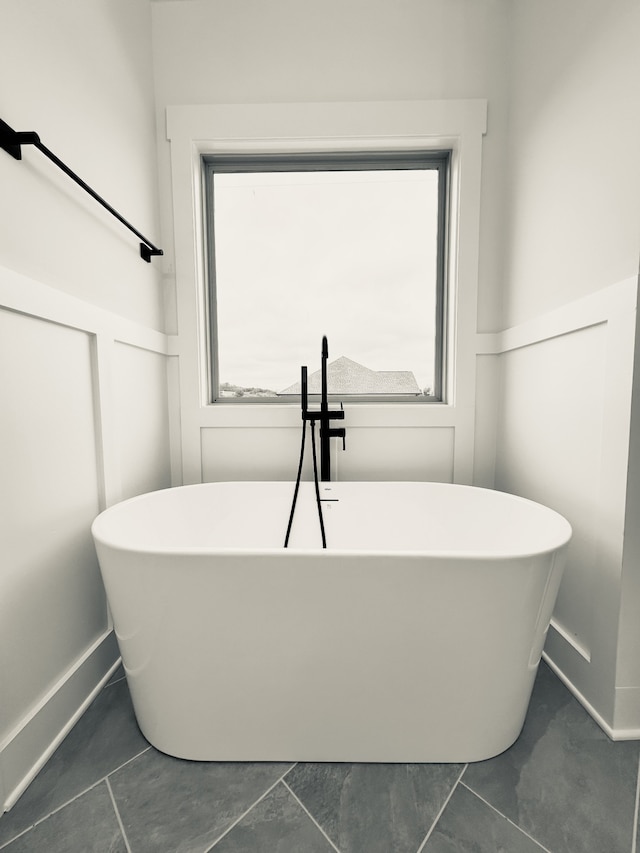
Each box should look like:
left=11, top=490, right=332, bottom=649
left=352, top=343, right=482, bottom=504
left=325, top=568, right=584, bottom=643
left=0, top=117, right=163, bottom=263
left=0, top=120, right=40, bottom=159
left=140, top=243, right=164, bottom=262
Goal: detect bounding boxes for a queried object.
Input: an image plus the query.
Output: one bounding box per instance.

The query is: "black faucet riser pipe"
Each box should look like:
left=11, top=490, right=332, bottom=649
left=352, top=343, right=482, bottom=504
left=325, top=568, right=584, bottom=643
left=300, top=336, right=345, bottom=482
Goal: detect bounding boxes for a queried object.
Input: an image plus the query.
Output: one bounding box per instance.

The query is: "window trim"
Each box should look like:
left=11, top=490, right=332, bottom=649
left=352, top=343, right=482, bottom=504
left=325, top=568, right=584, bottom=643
left=165, top=100, right=487, bottom=485
left=202, top=149, right=451, bottom=404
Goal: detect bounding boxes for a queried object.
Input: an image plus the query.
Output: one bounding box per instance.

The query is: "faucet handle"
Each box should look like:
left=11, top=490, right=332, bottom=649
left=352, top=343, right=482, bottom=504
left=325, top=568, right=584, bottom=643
left=329, top=427, right=346, bottom=450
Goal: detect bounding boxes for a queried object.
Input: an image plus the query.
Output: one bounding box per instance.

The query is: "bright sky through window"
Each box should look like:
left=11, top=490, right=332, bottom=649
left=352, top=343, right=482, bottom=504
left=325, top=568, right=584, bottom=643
left=211, top=167, right=441, bottom=397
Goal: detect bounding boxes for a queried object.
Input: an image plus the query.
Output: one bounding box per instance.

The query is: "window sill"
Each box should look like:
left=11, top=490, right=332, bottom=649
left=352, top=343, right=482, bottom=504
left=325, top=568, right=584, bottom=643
left=199, top=399, right=457, bottom=429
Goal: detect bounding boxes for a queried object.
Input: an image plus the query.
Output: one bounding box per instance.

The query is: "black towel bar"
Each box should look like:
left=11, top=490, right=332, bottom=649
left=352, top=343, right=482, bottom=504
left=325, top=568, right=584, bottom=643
left=0, top=117, right=163, bottom=263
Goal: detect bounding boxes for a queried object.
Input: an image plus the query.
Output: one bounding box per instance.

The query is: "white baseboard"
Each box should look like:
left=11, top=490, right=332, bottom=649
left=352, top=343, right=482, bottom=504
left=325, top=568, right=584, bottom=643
left=1, top=630, right=120, bottom=814
left=542, top=653, right=640, bottom=741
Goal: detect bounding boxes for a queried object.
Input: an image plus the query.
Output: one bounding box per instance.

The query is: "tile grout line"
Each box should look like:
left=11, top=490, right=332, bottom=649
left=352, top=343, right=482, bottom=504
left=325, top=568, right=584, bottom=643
left=632, top=752, right=640, bottom=853
left=0, top=822, right=37, bottom=850
left=281, top=779, right=343, bottom=853
left=414, top=764, right=468, bottom=853
left=107, top=745, right=153, bottom=779
left=459, top=781, right=553, bottom=853
left=0, top=776, right=119, bottom=853
left=106, top=777, right=133, bottom=853
left=204, top=763, right=298, bottom=852
left=0, top=746, right=151, bottom=851
left=0, top=776, right=112, bottom=851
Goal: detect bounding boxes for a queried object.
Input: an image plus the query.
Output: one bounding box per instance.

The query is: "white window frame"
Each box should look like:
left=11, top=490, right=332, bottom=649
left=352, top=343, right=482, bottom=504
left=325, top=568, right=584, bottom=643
left=203, top=149, right=451, bottom=404
left=166, top=101, right=487, bottom=484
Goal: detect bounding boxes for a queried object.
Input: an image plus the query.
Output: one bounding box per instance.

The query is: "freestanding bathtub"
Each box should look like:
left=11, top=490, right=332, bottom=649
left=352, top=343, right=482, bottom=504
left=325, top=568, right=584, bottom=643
left=91, top=481, right=571, bottom=763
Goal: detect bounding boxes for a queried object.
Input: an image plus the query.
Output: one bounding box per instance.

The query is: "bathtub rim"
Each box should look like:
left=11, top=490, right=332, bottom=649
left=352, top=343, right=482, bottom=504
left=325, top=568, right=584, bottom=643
left=91, top=481, right=573, bottom=561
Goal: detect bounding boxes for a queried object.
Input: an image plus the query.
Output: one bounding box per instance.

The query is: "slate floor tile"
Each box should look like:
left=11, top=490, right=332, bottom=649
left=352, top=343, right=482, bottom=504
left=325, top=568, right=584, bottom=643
left=463, top=662, right=640, bottom=853
left=3, top=661, right=639, bottom=853
left=0, top=679, right=148, bottom=847
left=0, top=782, right=126, bottom=853
left=422, top=783, right=546, bottom=852
left=108, top=749, right=293, bottom=853
left=285, top=761, right=462, bottom=853
left=211, top=782, right=337, bottom=853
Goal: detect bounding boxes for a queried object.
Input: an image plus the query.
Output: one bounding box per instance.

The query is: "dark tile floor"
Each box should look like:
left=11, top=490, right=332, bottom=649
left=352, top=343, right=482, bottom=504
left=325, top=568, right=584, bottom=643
left=0, top=661, right=638, bottom=853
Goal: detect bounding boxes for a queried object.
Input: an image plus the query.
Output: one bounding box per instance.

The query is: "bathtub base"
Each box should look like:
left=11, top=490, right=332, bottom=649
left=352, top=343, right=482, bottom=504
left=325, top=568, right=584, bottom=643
left=117, top=552, right=556, bottom=763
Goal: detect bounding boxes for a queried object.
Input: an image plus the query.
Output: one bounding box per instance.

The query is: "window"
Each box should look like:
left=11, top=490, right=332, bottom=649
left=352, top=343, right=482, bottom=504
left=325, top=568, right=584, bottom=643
left=204, top=150, right=449, bottom=402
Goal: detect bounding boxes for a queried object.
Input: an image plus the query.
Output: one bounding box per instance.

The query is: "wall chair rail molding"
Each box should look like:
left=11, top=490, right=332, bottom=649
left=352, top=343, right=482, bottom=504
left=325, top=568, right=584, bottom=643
left=0, top=117, right=163, bottom=263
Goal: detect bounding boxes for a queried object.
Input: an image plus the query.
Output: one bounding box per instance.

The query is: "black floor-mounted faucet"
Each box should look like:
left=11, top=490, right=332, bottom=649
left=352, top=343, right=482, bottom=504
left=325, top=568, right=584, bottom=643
left=301, top=336, right=346, bottom=481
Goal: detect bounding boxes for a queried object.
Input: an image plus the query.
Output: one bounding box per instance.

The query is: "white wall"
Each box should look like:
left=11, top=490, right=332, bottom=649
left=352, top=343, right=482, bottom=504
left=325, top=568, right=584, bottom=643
left=501, top=0, right=640, bottom=328
left=495, top=0, right=640, bottom=735
left=0, top=0, right=171, bottom=812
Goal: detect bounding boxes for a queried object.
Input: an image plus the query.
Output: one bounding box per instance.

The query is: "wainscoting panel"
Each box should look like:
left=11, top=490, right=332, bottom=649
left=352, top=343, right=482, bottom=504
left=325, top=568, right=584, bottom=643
left=339, top=426, right=454, bottom=482
left=0, top=265, right=171, bottom=811
left=200, top=424, right=455, bottom=484
left=496, top=321, right=607, bottom=656
left=113, top=342, right=172, bottom=500
left=201, top=426, right=316, bottom=482
left=0, top=308, right=107, bottom=733
left=487, top=276, right=640, bottom=737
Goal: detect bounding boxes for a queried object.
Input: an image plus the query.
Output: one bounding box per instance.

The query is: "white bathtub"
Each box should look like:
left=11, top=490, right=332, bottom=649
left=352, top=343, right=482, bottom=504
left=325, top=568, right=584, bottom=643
left=91, top=481, right=571, bottom=763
